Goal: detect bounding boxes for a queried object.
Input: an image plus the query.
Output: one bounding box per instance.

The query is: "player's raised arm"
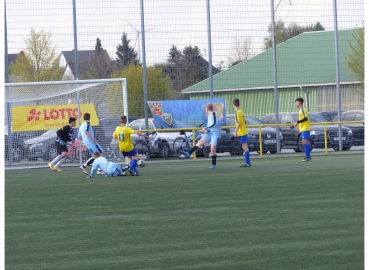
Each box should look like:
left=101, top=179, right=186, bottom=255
left=134, top=131, right=149, bottom=140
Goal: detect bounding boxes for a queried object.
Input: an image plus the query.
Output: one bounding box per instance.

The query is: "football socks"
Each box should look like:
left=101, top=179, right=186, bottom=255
left=245, top=151, right=251, bottom=165
left=189, top=146, right=199, bottom=155
left=55, top=157, right=67, bottom=168
left=131, top=159, right=138, bottom=173
left=303, top=144, right=311, bottom=158
left=211, top=155, right=217, bottom=166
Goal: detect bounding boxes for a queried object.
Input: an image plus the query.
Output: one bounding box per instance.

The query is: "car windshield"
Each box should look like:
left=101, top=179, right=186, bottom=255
left=227, top=115, right=262, bottom=125
left=291, top=113, right=328, bottom=122
left=246, top=116, right=263, bottom=125
left=41, top=129, right=58, bottom=137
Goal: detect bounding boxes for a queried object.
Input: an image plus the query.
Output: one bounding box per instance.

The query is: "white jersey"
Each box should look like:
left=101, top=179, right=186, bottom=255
left=206, top=112, right=221, bottom=134
left=79, top=121, right=95, bottom=148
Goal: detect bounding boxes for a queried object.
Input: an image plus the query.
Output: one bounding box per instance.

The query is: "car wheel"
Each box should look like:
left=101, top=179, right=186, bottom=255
left=10, top=146, right=23, bottom=162
left=334, top=147, right=351, bottom=151
left=135, top=141, right=150, bottom=160
left=230, top=138, right=243, bottom=156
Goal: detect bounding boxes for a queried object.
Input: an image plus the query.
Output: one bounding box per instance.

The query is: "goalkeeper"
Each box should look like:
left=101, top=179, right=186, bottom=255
left=86, top=152, right=133, bottom=178
left=48, top=117, right=77, bottom=172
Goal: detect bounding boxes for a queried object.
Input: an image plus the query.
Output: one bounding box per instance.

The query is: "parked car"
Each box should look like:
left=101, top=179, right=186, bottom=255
left=5, top=133, right=25, bottom=162
left=332, top=110, right=364, bottom=146
left=316, top=111, right=343, bottom=122
left=220, top=114, right=284, bottom=154
left=109, top=118, right=177, bottom=158
left=24, top=129, right=60, bottom=161
left=260, top=112, right=354, bottom=151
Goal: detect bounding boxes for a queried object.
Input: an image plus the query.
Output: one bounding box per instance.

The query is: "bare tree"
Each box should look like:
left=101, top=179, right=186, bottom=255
left=227, top=38, right=253, bottom=67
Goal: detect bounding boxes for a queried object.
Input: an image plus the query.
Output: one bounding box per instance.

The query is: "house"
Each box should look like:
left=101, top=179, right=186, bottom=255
left=182, top=29, right=363, bottom=118
left=60, top=49, right=111, bottom=79
left=8, top=53, right=19, bottom=65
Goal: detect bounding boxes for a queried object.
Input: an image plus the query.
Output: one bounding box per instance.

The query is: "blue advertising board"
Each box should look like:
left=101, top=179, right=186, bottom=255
left=147, top=99, right=226, bottom=128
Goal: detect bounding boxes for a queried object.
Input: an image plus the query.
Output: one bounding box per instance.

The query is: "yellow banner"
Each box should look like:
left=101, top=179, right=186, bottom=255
left=12, top=104, right=99, bottom=132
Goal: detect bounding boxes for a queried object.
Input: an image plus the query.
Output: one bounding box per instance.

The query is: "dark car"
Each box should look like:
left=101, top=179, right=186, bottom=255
left=24, top=129, right=60, bottom=161
left=332, top=110, right=364, bottom=146
left=224, top=114, right=284, bottom=154
left=316, top=111, right=343, bottom=122
left=5, top=133, right=25, bottom=162
left=260, top=112, right=354, bottom=151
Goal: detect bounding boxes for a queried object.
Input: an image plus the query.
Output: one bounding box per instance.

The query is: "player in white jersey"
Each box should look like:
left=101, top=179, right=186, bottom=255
left=182, top=103, right=221, bottom=169
left=86, top=152, right=133, bottom=178
left=78, top=113, right=104, bottom=174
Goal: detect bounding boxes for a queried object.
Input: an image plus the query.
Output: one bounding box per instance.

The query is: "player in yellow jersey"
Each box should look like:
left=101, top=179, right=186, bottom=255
left=233, top=98, right=251, bottom=167
left=294, top=97, right=311, bottom=162
left=113, top=115, right=149, bottom=176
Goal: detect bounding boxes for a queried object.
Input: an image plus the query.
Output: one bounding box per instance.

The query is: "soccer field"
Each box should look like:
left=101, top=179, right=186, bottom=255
left=5, top=154, right=364, bottom=269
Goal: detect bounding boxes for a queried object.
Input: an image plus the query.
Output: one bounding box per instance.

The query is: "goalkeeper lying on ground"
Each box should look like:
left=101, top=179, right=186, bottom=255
left=86, top=152, right=133, bottom=178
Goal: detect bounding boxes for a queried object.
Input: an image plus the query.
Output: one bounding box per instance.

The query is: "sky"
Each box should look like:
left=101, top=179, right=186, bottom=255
left=5, top=0, right=365, bottom=67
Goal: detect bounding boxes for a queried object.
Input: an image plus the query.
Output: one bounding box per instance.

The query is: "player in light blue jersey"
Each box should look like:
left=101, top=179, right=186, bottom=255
left=78, top=113, right=104, bottom=174
left=86, top=152, right=133, bottom=178
left=182, top=103, right=221, bottom=169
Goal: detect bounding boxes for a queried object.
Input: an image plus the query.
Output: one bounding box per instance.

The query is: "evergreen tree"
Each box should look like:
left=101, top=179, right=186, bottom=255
left=116, top=33, right=139, bottom=67
left=86, top=38, right=110, bottom=79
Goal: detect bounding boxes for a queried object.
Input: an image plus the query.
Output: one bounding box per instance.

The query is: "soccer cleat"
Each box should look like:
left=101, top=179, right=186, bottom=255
left=48, top=163, right=55, bottom=171
left=79, top=165, right=89, bottom=175
left=97, top=170, right=105, bottom=175
left=54, top=167, right=62, bottom=172
left=181, top=150, right=191, bottom=158
left=301, top=157, right=312, bottom=162
left=240, top=164, right=251, bottom=167
left=133, top=172, right=140, bottom=176
left=128, top=169, right=134, bottom=176
left=210, top=165, right=217, bottom=169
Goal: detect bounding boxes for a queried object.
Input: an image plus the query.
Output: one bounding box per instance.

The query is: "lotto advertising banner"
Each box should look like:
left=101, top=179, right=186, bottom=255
left=147, top=99, right=226, bottom=128
left=12, top=104, right=99, bottom=132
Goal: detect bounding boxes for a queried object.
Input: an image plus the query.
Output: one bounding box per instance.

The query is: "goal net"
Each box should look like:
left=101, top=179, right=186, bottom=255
left=5, top=79, right=128, bottom=169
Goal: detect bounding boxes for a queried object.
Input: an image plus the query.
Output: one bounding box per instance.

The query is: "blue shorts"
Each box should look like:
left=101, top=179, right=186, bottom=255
left=87, top=143, right=104, bottom=155
left=121, top=148, right=137, bottom=157
left=301, top=131, right=311, bottom=140
left=203, top=132, right=220, bottom=146
left=238, top=134, right=249, bottom=144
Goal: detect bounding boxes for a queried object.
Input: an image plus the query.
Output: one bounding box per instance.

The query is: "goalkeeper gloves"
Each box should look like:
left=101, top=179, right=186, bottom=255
left=58, top=137, right=65, bottom=146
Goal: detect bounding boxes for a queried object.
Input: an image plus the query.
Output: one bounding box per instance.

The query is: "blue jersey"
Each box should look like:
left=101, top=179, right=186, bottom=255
left=79, top=121, right=95, bottom=147
left=90, top=157, right=121, bottom=178
left=206, top=112, right=221, bottom=134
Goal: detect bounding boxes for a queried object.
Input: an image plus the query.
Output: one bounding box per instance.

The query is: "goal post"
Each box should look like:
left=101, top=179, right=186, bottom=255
left=5, top=78, right=127, bottom=169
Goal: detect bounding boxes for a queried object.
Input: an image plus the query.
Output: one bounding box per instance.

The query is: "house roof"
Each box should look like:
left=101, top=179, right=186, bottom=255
left=183, top=29, right=359, bottom=93
left=61, top=49, right=111, bottom=77
left=8, top=53, right=19, bottom=65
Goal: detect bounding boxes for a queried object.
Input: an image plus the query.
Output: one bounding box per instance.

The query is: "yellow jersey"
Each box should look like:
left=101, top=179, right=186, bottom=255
left=113, top=126, right=135, bottom=152
left=298, top=108, right=310, bottom=132
left=235, top=109, right=248, bottom=136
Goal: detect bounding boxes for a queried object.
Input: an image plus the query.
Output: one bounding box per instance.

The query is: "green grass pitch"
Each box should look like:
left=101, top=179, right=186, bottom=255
left=6, top=154, right=364, bottom=269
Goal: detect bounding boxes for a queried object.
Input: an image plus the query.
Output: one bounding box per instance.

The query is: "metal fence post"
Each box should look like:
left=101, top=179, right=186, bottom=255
left=270, top=0, right=281, bottom=153
left=122, top=79, right=129, bottom=122
left=333, top=0, right=343, bottom=151
left=206, top=0, right=214, bottom=99
left=192, top=128, right=196, bottom=161
left=324, top=123, right=328, bottom=155
left=258, top=126, right=263, bottom=158
left=140, top=0, right=149, bottom=129
left=4, top=0, right=13, bottom=164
